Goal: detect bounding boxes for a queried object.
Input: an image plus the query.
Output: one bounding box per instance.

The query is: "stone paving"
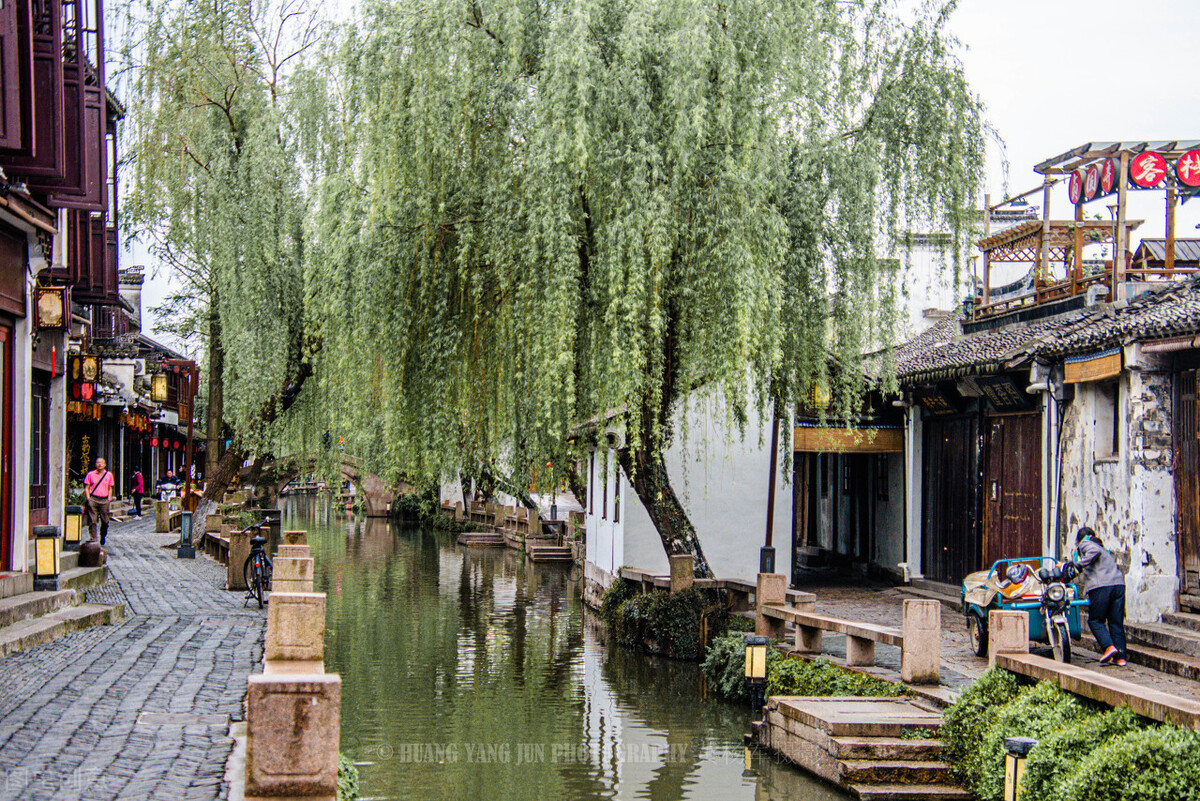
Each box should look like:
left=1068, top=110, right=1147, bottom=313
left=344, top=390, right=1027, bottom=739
left=800, top=580, right=1200, bottom=700
left=0, top=516, right=266, bottom=801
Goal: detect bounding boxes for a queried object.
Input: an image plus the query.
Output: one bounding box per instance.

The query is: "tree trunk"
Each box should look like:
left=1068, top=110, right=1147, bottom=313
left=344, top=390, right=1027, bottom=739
left=615, top=443, right=713, bottom=579
left=204, top=296, right=224, bottom=482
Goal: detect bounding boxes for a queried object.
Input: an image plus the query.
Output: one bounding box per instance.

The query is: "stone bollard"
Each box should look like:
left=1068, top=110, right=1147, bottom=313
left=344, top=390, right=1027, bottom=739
left=273, top=557, right=314, bottom=594
left=454, top=501, right=464, bottom=522
left=281, top=530, right=308, bottom=547
left=155, top=499, right=169, bottom=533
left=228, top=527, right=252, bottom=591
left=901, top=599, right=941, bottom=685
left=669, top=554, right=695, bottom=593
left=245, top=673, right=340, bottom=800
left=206, top=513, right=223, bottom=533
left=277, top=544, right=310, bottom=560
left=988, top=610, right=1030, bottom=666
left=756, top=573, right=788, bottom=639
left=264, top=592, right=326, bottom=675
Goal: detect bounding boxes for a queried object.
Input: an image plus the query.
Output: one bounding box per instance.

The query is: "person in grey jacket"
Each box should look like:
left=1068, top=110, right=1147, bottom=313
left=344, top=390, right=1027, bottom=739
left=1072, top=526, right=1127, bottom=665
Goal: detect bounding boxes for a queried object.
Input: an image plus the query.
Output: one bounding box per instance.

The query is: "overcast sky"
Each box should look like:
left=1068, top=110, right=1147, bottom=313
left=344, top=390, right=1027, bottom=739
left=132, top=0, right=1200, bottom=346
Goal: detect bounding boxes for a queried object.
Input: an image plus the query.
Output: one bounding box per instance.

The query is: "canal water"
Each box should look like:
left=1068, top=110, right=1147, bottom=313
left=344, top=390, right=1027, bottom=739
left=285, top=500, right=845, bottom=801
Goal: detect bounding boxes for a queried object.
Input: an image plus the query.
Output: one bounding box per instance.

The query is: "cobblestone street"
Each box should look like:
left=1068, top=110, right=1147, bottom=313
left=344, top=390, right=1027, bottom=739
left=0, top=516, right=265, bottom=801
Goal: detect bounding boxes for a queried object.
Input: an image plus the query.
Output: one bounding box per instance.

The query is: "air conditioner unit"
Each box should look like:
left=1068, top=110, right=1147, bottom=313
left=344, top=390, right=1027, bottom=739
left=133, top=359, right=146, bottom=376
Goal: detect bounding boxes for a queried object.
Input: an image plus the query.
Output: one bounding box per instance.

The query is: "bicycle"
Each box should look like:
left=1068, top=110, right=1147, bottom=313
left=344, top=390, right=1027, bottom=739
left=242, top=518, right=273, bottom=608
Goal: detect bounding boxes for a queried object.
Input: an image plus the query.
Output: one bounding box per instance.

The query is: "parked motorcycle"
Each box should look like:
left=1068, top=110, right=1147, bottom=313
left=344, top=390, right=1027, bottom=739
left=961, top=557, right=1088, bottom=663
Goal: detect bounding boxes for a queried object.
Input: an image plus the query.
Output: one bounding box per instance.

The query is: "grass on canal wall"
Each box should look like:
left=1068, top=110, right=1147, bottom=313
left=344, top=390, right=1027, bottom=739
left=600, top=579, right=750, bottom=661
left=941, top=667, right=1200, bottom=801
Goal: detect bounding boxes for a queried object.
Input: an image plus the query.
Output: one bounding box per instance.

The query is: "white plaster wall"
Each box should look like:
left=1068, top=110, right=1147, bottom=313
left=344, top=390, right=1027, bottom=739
left=584, top=449, right=626, bottom=577
left=874, top=453, right=908, bottom=570
left=1058, top=368, right=1177, bottom=623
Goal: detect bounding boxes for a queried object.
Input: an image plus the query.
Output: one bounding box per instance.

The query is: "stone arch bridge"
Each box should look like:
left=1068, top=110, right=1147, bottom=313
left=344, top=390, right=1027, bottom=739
left=239, top=453, right=409, bottom=517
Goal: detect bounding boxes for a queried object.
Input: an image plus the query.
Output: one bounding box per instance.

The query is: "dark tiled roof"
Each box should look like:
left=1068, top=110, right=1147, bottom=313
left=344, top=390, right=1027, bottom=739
left=896, top=313, right=1087, bottom=383
left=1035, top=276, right=1200, bottom=360
left=1133, top=239, right=1200, bottom=264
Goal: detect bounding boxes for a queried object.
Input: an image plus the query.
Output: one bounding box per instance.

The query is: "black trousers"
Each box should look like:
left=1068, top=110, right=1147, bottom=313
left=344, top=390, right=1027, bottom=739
left=132, top=492, right=143, bottom=516
left=1086, top=584, right=1127, bottom=656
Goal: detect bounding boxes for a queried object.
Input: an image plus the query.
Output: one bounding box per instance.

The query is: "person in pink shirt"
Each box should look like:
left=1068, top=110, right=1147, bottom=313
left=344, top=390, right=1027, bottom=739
left=130, top=469, right=145, bottom=518
left=84, top=457, right=115, bottom=545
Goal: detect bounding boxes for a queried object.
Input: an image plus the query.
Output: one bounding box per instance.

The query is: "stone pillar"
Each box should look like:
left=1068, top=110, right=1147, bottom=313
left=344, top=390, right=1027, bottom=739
left=901, top=599, right=941, bottom=685
left=264, top=592, right=326, bottom=675
left=228, top=527, right=252, bottom=591
left=246, top=674, right=340, bottom=800
left=273, top=557, right=314, bottom=594
left=206, top=513, right=222, bottom=533
left=454, top=502, right=464, bottom=522
left=846, top=636, right=875, bottom=666
left=155, top=499, right=169, bottom=533
left=669, top=554, right=694, bottom=593
left=988, top=610, right=1030, bottom=667
left=756, top=573, right=788, bottom=639
left=281, top=530, right=308, bottom=547
left=277, top=544, right=310, bottom=560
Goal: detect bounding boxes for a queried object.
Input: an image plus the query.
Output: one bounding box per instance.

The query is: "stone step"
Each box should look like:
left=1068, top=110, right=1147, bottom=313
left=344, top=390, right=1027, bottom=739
left=0, top=589, right=79, bottom=628
left=1082, top=633, right=1200, bottom=682
left=527, top=546, right=573, bottom=563
left=60, top=565, right=109, bottom=591
left=0, top=572, right=33, bottom=600
left=457, top=532, right=505, bottom=547
left=0, top=603, right=124, bottom=657
left=1126, top=620, right=1200, bottom=658
left=1180, top=593, right=1200, bottom=613
left=851, top=783, right=973, bottom=801
left=60, top=550, right=80, bottom=571
left=840, top=759, right=954, bottom=785
left=832, top=737, right=944, bottom=762
left=1163, top=611, right=1200, bottom=634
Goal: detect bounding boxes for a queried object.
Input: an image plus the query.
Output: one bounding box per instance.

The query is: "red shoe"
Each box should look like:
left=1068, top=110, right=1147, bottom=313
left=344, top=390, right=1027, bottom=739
left=1115, top=658, right=1127, bottom=666
left=1099, top=646, right=1119, bottom=663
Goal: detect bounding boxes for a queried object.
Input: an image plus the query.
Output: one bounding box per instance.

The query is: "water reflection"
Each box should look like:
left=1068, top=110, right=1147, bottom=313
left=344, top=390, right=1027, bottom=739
left=285, top=498, right=845, bottom=801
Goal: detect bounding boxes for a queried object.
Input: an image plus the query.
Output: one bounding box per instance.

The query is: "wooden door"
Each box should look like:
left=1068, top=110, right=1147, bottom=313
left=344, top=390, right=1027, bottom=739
left=983, top=412, right=1043, bottom=565
left=1174, top=371, right=1200, bottom=604
left=0, top=323, right=11, bottom=571
left=922, top=415, right=982, bottom=584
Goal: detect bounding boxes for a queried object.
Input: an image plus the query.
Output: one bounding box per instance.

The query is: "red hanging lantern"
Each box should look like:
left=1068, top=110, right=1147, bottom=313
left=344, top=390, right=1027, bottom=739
left=151, top=437, right=159, bottom=447
left=174, top=441, right=181, bottom=450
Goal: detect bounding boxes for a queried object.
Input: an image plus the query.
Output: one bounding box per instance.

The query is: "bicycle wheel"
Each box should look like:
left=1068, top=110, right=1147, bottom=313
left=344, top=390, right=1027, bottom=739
left=243, top=554, right=264, bottom=608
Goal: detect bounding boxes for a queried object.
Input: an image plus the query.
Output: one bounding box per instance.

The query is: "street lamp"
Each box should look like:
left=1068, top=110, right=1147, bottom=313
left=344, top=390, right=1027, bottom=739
left=33, top=525, right=61, bottom=590
left=743, top=634, right=770, bottom=711
left=63, top=505, right=84, bottom=551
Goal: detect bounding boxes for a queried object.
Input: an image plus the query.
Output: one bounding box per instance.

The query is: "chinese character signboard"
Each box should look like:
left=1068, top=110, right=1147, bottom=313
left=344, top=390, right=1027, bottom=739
left=1130, top=151, right=1169, bottom=189
left=1177, top=150, right=1200, bottom=188
left=911, top=387, right=961, bottom=415
left=976, top=375, right=1034, bottom=413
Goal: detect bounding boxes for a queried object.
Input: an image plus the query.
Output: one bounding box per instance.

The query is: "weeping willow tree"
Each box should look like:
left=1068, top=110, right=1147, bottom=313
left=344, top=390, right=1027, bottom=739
left=297, top=0, right=985, bottom=575
left=120, top=0, right=320, bottom=529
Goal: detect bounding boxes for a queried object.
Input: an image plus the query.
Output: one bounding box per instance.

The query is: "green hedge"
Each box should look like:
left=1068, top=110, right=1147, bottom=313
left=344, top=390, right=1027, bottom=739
left=767, top=656, right=907, bottom=698
left=942, top=668, right=1200, bottom=801
left=600, top=580, right=734, bottom=661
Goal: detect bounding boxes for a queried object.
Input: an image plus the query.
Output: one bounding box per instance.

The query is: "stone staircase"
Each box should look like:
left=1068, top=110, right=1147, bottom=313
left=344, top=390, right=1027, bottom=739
left=0, top=551, right=124, bottom=658
left=753, top=697, right=971, bottom=801
left=1114, top=612, right=1200, bottom=681
left=456, top=531, right=505, bottom=547
left=527, top=544, right=573, bottom=563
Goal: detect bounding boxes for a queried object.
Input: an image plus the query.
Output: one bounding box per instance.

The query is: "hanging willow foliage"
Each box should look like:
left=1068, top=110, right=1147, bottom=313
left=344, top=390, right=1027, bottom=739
left=297, top=0, right=985, bottom=571
left=120, top=0, right=315, bottom=471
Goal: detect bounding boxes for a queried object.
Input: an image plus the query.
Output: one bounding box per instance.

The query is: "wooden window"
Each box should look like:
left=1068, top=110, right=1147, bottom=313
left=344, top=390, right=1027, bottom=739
left=601, top=453, right=608, bottom=520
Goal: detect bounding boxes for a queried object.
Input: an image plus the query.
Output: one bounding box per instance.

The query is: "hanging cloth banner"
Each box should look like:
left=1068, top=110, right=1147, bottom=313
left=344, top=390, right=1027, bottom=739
left=1064, top=348, right=1122, bottom=384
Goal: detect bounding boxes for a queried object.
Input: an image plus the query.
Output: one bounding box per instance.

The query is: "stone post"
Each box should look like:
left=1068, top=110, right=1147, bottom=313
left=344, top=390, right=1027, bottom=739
left=245, top=674, right=340, bottom=800
left=276, top=544, right=310, bottom=560
left=901, top=599, right=941, bottom=685
left=755, top=573, right=788, bottom=639
left=454, top=502, right=464, bottom=522
left=988, top=610, right=1030, bottom=666
left=155, top=499, right=169, bottom=533
left=669, top=554, right=694, bottom=593
left=281, top=530, right=308, bottom=547
left=228, top=527, right=252, bottom=591
left=206, top=513, right=222, bottom=533
left=273, top=557, right=314, bottom=594
left=264, top=592, right=326, bottom=675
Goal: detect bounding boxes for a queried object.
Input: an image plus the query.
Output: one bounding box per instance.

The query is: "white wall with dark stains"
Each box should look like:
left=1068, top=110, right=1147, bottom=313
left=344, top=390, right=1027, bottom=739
left=1057, top=355, right=1178, bottom=623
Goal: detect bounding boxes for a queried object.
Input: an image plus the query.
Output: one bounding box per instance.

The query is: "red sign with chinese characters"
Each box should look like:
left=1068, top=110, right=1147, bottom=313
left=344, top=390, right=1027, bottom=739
left=1084, top=164, right=1100, bottom=200
left=1130, top=151, right=1169, bottom=188
left=1100, top=158, right=1116, bottom=194
left=1177, top=150, right=1200, bottom=188
left=1068, top=170, right=1083, bottom=204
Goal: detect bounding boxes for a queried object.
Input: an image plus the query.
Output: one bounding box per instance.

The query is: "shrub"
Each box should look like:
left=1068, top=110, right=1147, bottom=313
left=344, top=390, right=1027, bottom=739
left=963, top=680, right=1100, bottom=801
left=702, top=633, right=782, bottom=701
left=613, top=587, right=706, bottom=660
left=1020, top=706, right=1146, bottom=801
left=1059, top=725, right=1200, bottom=801
left=337, top=754, right=360, bottom=801
left=766, top=657, right=906, bottom=698
left=941, top=667, right=1026, bottom=778
left=600, top=578, right=639, bottom=628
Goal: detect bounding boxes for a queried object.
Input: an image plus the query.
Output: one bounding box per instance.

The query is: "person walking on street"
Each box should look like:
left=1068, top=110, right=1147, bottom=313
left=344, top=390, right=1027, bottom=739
left=1073, top=526, right=1128, bottom=666
left=84, top=458, right=115, bottom=546
left=131, top=469, right=145, bottom=518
